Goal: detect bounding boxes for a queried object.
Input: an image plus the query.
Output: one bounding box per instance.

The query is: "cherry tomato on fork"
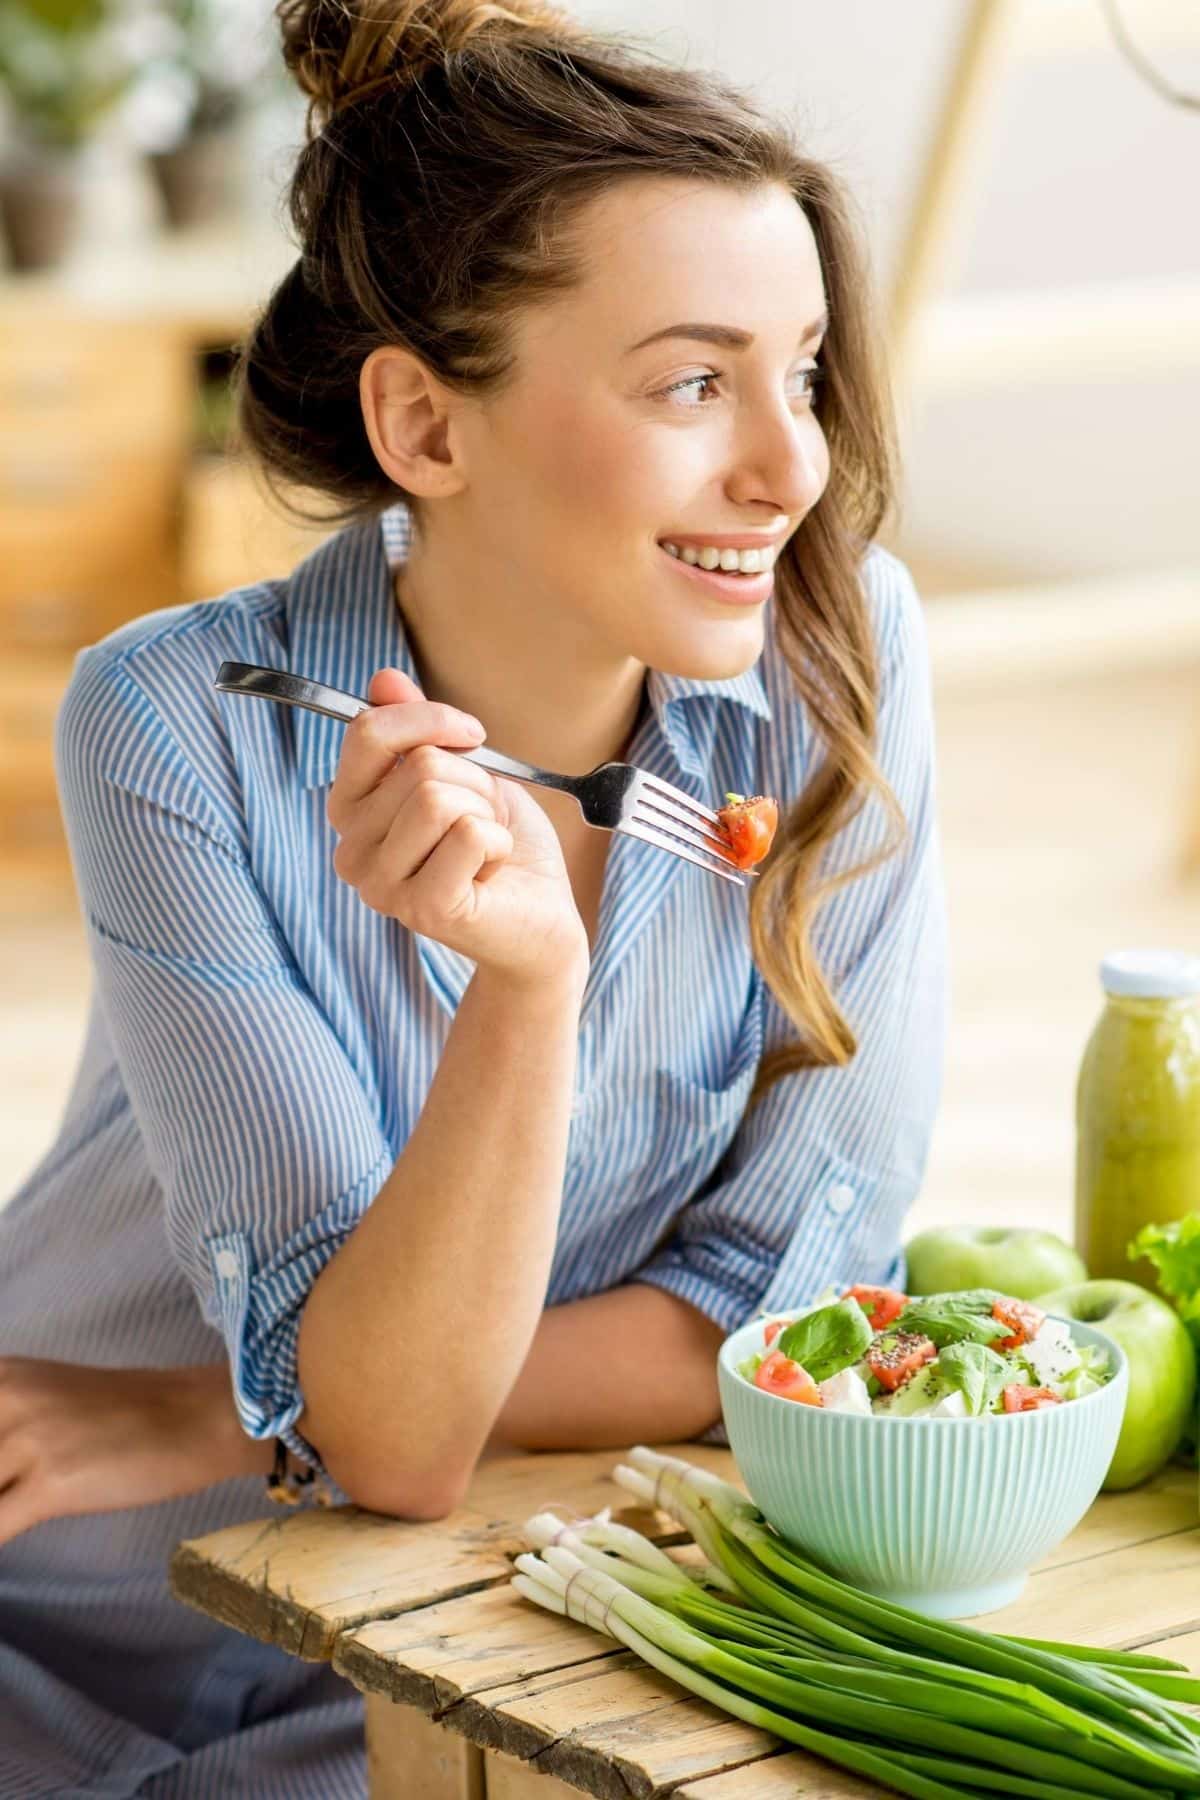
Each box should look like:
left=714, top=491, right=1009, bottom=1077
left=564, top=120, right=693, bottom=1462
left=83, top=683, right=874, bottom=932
left=716, top=793, right=779, bottom=870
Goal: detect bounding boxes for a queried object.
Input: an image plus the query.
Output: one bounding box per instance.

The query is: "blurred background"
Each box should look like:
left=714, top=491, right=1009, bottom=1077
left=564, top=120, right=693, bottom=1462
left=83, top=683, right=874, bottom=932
left=1, top=0, right=1197, bottom=1237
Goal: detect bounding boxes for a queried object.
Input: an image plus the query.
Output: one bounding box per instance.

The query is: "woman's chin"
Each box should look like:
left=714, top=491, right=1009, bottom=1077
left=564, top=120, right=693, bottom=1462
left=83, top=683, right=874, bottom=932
left=653, top=617, right=767, bottom=682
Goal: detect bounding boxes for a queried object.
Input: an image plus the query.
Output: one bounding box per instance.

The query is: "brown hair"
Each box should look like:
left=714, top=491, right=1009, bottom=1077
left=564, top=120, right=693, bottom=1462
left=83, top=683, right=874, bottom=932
left=239, top=0, right=906, bottom=1102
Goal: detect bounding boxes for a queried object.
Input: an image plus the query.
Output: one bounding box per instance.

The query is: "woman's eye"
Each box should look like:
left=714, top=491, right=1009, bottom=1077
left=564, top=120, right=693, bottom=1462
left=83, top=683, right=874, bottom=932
left=660, top=373, right=722, bottom=406
left=657, top=365, right=824, bottom=408
left=789, top=365, right=823, bottom=402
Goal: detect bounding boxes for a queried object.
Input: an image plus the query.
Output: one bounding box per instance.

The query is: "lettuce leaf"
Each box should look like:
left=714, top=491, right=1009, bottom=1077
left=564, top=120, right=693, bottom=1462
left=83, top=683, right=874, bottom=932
left=1128, top=1216, right=1200, bottom=1464
left=777, top=1300, right=873, bottom=1384
left=1129, top=1215, right=1200, bottom=1331
left=1055, top=1351, right=1109, bottom=1402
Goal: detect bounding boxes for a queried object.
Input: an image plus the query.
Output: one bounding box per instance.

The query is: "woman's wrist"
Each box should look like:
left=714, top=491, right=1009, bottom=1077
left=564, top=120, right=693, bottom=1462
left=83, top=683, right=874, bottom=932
left=181, top=1363, right=275, bottom=1481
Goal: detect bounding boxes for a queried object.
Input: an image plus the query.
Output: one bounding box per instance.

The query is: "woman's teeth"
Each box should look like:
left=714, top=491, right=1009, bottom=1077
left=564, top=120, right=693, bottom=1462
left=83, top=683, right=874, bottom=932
left=661, top=542, right=777, bottom=574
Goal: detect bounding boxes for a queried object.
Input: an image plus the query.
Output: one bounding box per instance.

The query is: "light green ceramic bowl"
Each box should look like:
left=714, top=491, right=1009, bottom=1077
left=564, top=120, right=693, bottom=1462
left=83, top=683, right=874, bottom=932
left=717, top=1313, right=1128, bottom=1619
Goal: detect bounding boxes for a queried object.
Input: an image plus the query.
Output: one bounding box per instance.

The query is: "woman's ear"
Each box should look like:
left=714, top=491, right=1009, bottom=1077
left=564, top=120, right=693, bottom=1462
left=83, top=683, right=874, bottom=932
left=359, top=346, right=467, bottom=498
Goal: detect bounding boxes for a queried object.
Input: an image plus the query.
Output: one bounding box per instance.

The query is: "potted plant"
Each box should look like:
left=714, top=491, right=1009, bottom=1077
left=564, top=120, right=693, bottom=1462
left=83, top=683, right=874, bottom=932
left=0, top=0, right=132, bottom=269
left=137, top=0, right=271, bottom=230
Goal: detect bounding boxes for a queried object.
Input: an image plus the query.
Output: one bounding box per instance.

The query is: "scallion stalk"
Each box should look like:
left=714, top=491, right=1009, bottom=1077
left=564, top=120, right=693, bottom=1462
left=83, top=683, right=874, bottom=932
left=623, top=1446, right=1200, bottom=1772
left=517, top=1547, right=986, bottom=1800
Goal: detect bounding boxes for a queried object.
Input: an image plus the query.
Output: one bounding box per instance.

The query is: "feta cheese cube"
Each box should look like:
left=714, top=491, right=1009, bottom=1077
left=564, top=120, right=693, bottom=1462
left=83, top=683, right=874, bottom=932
left=927, top=1390, right=969, bottom=1419
left=817, top=1367, right=873, bottom=1416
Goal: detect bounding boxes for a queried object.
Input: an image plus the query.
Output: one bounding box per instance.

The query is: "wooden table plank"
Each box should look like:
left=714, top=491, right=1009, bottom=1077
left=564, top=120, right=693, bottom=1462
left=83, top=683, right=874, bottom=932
left=446, top=1656, right=779, bottom=1800
left=170, top=1502, right=510, bottom=1660
left=335, top=1582, right=622, bottom=1712
left=1028, top=1464, right=1197, bottom=1569
left=169, top=1443, right=728, bottom=1660
left=675, top=1755, right=879, bottom=1799
left=985, top=1517, right=1199, bottom=1648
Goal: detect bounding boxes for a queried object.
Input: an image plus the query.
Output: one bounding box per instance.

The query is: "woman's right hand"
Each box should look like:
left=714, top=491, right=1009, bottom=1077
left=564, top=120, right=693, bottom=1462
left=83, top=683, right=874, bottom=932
left=327, top=667, right=589, bottom=987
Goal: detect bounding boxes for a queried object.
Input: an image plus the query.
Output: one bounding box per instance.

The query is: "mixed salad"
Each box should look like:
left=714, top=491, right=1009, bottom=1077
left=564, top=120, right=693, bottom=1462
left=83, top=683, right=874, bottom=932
left=736, top=1283, right=1114, bottom=1417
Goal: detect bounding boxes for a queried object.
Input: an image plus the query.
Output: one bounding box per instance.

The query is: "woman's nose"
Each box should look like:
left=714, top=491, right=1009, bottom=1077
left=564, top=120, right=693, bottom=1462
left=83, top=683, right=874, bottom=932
left=726, top=408, right=827, bottom=520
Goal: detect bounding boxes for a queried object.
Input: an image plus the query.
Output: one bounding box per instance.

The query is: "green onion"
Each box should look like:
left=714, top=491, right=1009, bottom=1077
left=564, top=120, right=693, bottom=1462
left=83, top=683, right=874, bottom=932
left=621, top=1447, right=1200, bottom=1769
left=513, top=1548, right=984, bottom=1800
left=1003, top=1634, right=1190, bottom=1673
left=507, top=1451, right=1200, bottom=1800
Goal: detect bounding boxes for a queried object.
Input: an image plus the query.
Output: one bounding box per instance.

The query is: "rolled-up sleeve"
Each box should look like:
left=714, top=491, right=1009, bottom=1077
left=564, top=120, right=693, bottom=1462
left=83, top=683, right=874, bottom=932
left=55, top=649, right=391, bottom=1466
left=633, top=553, right=947, bottom=1343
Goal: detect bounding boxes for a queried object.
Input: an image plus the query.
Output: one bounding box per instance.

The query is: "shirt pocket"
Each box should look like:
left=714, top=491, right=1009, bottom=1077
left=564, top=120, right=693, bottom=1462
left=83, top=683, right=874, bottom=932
left=634, top=1045, right=760, bottom=1205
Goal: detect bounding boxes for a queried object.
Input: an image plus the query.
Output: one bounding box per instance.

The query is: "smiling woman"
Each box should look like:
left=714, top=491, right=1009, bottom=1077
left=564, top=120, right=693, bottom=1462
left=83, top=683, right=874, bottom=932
left=243, top=18, right=903, bottom=1086
left=0, top=0, right=945, bottom=1794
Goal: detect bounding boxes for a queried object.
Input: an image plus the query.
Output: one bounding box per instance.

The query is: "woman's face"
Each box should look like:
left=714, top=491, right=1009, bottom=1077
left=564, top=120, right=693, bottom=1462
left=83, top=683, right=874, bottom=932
left=455, top=176, right=830, bottom=684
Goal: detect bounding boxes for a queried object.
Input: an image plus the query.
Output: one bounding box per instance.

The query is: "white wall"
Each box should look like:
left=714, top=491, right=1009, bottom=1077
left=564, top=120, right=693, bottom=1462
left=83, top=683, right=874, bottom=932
left=571, top=0, right=1200, bottom=582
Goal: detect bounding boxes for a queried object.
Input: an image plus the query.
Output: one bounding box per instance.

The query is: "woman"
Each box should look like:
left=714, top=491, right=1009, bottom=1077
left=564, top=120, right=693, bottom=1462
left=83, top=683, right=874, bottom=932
left=0, top=0, right=946, bottom=1791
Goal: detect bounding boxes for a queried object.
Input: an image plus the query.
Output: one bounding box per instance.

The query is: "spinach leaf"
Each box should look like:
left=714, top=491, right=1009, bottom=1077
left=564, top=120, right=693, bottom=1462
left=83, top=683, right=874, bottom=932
left=937, top=1342, right=1012, bottom=1415
left=894, top=1290, right=1010, bottom=1348
left=777, top=1300, right=873, bottom=1384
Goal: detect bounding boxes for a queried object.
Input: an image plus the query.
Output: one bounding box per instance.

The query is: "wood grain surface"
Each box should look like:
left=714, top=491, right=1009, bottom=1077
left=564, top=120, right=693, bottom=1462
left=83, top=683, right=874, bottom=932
left=172, top=1449, right=1198, bottom=1798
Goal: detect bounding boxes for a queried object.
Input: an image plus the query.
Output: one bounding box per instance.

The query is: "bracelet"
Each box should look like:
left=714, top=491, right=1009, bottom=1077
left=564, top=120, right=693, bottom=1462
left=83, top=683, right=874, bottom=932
left=265, top=1438, right=333, bottom=1507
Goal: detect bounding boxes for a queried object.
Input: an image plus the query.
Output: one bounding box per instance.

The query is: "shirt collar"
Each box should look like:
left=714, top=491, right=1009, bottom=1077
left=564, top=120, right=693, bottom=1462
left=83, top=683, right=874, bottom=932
left=287, top=503, right=771, bottom=790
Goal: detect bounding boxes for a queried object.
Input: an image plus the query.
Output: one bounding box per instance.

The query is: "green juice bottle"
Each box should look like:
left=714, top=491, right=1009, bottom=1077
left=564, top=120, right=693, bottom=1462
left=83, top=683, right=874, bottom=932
left=1076, top=949, right=1200, bottom=1287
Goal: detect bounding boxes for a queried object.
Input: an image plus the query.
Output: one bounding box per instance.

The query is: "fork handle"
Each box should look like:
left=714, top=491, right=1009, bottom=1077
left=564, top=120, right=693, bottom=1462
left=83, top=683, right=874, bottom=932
left=213, top=662, right=575, bottom=794
left=215, top=663, right=370, bottom=725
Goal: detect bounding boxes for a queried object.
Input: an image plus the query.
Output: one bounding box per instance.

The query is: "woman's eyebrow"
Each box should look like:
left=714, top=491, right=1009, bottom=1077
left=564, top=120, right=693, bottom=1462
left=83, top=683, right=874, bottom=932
left=625, top=313, right=828, bottom=354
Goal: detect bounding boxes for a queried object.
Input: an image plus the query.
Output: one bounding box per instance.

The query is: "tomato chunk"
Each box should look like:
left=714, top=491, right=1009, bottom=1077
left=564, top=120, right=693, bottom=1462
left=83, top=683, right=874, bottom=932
left=843, top=1284, right=908, bottom=1330
left=864, top=1332, right=937, bottom=1393
left=992, top=1296, right=1045, bottom=1352
left=1002, top=1383, right=1063, bottom=1413
left=763, top=1318, right=785, bottom=1348
left=717, top=794, right=779, bottom=870
left=754, top=1351, right=823, bottom=1406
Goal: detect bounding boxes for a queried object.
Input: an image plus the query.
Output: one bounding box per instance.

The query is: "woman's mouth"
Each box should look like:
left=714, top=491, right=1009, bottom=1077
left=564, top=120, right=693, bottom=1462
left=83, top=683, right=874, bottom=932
left=657, top=539, right=776, bottom=605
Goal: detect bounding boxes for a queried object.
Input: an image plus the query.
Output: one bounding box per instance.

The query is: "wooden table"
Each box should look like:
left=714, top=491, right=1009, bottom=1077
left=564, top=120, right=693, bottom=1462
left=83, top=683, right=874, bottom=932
left=170, top=1447, right=1199, bottom=1799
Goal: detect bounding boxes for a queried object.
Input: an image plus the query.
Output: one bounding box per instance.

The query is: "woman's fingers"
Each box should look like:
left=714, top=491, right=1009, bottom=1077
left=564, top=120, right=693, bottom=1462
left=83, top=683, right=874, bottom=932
left=348, top=743, right=501, bottom=853
left=336, top=775, right=501, bottom=892
left=0, top=1476, right=47, bottom=1548
left=401, top=814, right=515, bottom=927
left=331, top=671, right=486, bottom=816
left=0, top=1431, right=41, bottom=1549
left=0, top=1435, right=30, bottom=1496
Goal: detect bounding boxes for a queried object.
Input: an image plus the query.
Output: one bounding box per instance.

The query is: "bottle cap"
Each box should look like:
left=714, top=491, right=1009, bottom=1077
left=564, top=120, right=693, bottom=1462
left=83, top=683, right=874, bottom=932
left=1100, top=948, right=1200, bottom=1000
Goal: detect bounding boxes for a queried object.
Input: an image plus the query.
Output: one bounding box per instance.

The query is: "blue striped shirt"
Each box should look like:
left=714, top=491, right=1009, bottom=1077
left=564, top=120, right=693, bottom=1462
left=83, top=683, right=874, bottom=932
left=0, top=505, right=945, bottom=1794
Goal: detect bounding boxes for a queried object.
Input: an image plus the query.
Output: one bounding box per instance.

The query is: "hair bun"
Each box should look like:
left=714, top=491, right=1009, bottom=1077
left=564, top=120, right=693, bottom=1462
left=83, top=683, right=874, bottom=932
left=277, top=0, right=580, bottom=127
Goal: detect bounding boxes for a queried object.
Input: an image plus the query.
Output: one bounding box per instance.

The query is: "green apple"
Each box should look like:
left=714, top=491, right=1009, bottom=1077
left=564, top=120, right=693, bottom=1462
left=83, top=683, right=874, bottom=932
left=1034, top=1278, right=1197, bottom=1489
left=904, top=1226, right=1086, bottom=1300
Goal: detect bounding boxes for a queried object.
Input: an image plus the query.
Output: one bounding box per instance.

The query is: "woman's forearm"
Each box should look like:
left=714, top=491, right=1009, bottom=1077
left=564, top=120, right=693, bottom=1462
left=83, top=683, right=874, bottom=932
left=488, top=1283, right=726, bottom=1452
left=296, top=955, right=587, bottom=1517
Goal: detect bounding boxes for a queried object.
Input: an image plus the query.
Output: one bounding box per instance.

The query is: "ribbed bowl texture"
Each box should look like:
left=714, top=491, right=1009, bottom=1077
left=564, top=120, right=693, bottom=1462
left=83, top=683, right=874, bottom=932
left=717, top=1314, right=1128, bottom=1619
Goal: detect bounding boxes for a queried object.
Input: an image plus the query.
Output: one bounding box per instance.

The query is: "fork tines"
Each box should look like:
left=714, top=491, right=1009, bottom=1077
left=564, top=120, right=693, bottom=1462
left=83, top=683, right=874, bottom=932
left=632, top=774, right=745, bottom=886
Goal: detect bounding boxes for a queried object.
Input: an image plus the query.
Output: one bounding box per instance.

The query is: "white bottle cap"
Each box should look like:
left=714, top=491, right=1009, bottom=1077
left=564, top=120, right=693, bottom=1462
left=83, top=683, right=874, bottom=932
left=1100, top=948, right=1200, bottom=999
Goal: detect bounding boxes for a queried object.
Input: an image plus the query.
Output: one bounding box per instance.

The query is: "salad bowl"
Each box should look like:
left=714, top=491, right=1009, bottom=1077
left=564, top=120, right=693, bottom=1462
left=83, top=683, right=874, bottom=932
left=718, top=1297, right=1128, bottom=1619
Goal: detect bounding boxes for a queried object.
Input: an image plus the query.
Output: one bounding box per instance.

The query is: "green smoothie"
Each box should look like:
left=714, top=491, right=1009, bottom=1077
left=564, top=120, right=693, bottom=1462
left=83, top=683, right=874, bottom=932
left=1076, top=950, right=1200, bottom=1288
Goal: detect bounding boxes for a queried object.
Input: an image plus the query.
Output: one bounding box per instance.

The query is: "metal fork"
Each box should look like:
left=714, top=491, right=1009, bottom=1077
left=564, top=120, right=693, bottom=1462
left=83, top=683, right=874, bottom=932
left=214, top=661, right=747, bottom=886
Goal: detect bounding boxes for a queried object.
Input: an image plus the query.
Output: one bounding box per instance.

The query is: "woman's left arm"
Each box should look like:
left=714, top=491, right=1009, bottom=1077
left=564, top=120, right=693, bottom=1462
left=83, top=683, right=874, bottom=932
left=487, top=1283, right=726, bottom=1452
left=0, top=1356, right=269, bottom=1548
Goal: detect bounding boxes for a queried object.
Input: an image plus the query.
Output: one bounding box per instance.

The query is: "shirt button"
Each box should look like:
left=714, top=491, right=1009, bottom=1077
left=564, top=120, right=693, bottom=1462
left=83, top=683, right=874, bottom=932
left=827, top=1183, right=855, bottom=1216
left=214, top=1248, right=240, bottom=1280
